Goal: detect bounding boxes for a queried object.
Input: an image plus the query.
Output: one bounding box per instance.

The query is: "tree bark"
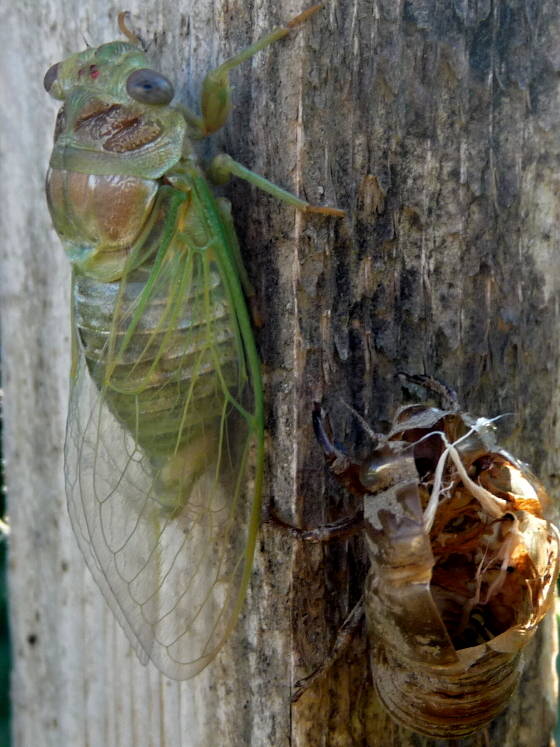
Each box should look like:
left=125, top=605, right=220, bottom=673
left=1, top=1, right=559, bottom=746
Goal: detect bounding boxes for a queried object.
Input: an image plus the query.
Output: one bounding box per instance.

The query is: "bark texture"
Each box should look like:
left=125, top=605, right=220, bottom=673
left=1, top=1, right=559, bottom=746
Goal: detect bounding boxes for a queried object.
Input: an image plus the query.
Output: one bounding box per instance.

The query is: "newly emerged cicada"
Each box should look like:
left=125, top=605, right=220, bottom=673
left=313, top=379, right=559, bottom=738
left=44, top=7, right=342, bottom=679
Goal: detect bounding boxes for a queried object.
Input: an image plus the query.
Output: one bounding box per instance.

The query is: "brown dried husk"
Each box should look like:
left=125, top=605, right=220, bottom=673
left=362, top=406, right=559, bottom=738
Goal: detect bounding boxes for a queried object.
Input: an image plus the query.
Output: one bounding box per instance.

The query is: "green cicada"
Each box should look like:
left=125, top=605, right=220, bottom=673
left=44, top=7, right=342, bottom=679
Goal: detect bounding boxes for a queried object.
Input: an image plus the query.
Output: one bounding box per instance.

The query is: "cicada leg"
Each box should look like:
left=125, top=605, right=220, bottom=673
left=267, top=407, right=364, bottom=538
left=267, top=403, right=365, bottom=702
left=207, top=154, right=345, bottom=217
left=266, top=509, right=363, bottom=543
left=173, top=6, right=324, bottom=138
left=198, top=5, right=323, bottom=135
left=398, top=372, right=460, bottom=410
left=268, top=491, right=365, bottom=702
left=181, top=5, right=344, bottom=215
left=292, top=599, right=365, bottom=703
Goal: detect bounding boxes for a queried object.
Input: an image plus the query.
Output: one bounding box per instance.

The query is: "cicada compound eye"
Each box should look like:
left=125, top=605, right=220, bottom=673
left=43, top=62, right=60, bottom=93
left=126, top=68, right=174, bottom=105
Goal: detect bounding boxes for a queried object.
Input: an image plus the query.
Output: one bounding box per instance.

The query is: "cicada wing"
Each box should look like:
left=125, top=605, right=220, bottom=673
left=65, top=235, right=263, bottom=679
left=65, top=355, right=154, bottom=665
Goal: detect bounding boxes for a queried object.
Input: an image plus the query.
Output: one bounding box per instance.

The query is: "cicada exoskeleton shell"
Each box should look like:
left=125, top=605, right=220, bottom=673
left=317, top=398, right=559, bottom=738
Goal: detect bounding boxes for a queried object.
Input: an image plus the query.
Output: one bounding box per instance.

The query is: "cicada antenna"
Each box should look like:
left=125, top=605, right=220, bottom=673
left=118, top=10, right=148, bottom=50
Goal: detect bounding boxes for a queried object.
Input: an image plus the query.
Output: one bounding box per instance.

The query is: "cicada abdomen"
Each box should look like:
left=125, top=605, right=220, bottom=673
left=44, top=10, right=342, bottom=679
left=316, top=395, right=559, bottom=737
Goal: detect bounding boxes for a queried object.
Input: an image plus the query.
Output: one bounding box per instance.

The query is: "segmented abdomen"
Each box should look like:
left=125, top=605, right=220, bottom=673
left=73, top=255, right=239, bottom=459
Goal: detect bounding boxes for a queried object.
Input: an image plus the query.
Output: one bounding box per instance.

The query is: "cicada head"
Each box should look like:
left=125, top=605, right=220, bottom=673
left=316, top=396, right=560, bottom=738
left=44, top=34, right=185, bottom=188
left=43, top=42, right=174, bottom=106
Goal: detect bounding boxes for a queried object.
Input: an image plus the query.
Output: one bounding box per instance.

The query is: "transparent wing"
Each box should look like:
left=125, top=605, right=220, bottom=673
left=65, top=226, right=263, bottom=679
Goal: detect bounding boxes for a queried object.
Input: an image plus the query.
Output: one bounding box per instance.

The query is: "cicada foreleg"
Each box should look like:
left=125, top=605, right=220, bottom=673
left=266, top=403, right=366, bottom=702
left=198, top=4, right=323, bottom=135
left=266, top=405, right=365, bottom=541
left=292, top=599, right=365, bottom=704
left=173, top=6, right=324, bottom=139
left=268, top=506, right=366, bottom=704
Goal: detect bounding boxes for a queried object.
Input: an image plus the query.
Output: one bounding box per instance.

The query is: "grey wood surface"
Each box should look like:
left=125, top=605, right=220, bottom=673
left=1, top=1, right=559, bottom=745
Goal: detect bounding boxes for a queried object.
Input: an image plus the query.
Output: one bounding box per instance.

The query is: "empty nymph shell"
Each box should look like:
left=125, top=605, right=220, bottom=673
left=315, top=398, right=559, bottom=738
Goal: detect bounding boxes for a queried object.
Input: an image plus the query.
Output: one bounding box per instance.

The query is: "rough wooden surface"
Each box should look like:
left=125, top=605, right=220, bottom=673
left=1, top=0, right=559, bottom=746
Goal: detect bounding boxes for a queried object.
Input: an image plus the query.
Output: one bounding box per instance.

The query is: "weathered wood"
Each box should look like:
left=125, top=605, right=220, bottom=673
left=1, top=1, right=559, bottom=745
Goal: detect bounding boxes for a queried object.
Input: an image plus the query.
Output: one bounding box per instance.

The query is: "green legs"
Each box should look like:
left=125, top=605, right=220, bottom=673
left=177, top=5, right=324, bottom=138
left=209, top=155, right=345, bottom=217
left=200, top=5, right=323, bottom=135
left=179, top=5, right=344, bottom=217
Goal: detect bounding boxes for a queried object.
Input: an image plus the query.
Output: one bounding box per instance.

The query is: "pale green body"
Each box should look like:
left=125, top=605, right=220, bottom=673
left=45, top=10, right=341, bottom=678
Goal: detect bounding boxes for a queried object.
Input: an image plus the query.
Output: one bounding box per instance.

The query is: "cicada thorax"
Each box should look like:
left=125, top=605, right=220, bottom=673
left=45, top=74, right=186, bottom=281
left=344, top=404, right=559, bottom=738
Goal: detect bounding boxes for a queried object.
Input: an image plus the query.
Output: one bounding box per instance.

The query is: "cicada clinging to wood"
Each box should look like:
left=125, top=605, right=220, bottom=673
left=44, top=6, right=342, bottom=679
left=310, top=377, right=559, bottom=737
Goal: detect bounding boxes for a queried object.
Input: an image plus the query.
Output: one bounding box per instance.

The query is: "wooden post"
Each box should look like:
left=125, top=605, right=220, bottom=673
left=1, top=1, right=559, bottom=745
